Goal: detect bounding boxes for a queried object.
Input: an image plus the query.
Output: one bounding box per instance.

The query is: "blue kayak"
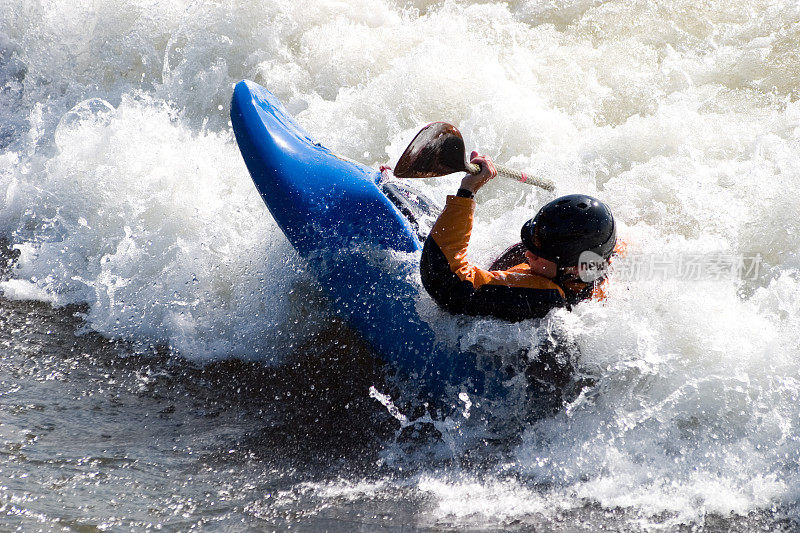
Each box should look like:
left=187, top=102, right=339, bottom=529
left=230, top=80, right=500, bottom=402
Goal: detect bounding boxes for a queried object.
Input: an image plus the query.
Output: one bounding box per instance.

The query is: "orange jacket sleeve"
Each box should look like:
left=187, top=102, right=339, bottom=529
left=420, top=195, right=566, bottom=321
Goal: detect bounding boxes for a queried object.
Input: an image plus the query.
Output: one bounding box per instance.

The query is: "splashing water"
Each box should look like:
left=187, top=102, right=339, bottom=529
left=2, top=0, right=800, bottom=528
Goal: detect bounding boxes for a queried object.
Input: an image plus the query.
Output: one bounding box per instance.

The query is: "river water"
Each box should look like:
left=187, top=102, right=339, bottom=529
left=2, top=0, right=800, bottom=530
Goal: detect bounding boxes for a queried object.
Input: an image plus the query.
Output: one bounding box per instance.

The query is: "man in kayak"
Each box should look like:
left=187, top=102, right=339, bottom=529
left=420, top=152, right=617, bottom=322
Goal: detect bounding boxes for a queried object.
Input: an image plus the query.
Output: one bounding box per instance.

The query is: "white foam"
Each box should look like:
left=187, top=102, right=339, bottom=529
left=2, top=94, right=324, bottom=360
left=3, top=0, right=800, bottom=526
left=0, top=278, right=56, bottom=303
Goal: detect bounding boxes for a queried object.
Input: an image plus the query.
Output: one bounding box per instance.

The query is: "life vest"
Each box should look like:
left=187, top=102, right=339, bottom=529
left=489, top=239, right=628, bottom=302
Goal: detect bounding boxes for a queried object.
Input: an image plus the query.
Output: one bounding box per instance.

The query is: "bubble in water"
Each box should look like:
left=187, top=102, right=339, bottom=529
left=54, top=98, right=116, bottom=150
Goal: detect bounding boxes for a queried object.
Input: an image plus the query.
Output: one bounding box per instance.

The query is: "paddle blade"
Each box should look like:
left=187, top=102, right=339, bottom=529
left=394, top=122, right=469, bottom=179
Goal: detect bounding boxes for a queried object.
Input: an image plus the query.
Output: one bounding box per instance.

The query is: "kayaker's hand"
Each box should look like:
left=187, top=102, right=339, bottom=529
left=460, top=151, right=497, bottom=194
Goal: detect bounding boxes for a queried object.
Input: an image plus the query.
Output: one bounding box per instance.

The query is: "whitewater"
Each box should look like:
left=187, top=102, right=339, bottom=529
left=1, top=0, right=800, bottom=530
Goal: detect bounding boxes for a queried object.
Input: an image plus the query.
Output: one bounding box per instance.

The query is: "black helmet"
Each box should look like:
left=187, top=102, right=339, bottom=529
left=521, top=194, right=616, bottom=267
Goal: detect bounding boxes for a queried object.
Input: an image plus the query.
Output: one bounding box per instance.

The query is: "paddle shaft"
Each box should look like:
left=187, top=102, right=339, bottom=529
left=465, top=162, right=555, bottom=192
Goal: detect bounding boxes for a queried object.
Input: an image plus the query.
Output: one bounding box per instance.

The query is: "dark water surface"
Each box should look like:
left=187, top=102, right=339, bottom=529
left=0, top=296, right=412, bottom=531
left=1, top=296, right=797, bottom=532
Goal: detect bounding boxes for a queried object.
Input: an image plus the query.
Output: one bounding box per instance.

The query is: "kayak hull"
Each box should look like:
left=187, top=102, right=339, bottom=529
left=231, top=81, right=491, bottom=400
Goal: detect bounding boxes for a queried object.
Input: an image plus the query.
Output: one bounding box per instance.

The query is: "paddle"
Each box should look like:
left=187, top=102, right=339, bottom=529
left=393, top=122, right=555, bottom=191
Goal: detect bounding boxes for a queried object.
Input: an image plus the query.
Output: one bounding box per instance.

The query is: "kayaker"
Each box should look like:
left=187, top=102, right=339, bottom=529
left=420, top=152, right=617, bottom=322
